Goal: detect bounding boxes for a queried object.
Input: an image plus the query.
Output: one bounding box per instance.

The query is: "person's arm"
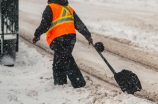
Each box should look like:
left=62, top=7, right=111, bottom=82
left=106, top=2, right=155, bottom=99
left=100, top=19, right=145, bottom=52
left=73, top=11, right=93, bottom=44
left=33, top=6, right=52, bottom=43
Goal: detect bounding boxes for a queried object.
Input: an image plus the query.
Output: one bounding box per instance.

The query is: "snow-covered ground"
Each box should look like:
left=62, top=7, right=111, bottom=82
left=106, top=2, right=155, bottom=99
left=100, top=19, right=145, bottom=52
left=18, top=0, right=158, bottom=102
left=0, top=40, right=155, bottom=104
left=68, top=0, right=158, bottom=51
left=19, top=0, right=158, bottom=51
left=1, top=0, right=158, bottom=103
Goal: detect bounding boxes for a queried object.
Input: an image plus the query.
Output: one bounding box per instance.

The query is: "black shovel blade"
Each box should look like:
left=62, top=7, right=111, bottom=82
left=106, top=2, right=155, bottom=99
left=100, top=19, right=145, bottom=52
left=114, top=69, right=142, bottom=94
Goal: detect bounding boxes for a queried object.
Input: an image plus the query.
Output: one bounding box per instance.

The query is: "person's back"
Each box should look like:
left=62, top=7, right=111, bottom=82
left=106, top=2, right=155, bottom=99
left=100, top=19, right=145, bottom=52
left=33, top=0, right=93, bottom=88
left=46, top=3, right=76, bottom=45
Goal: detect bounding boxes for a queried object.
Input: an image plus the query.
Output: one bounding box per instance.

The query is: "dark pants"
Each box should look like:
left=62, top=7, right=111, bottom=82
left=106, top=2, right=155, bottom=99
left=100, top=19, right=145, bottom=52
left=50, top=34, right=86, bottom=88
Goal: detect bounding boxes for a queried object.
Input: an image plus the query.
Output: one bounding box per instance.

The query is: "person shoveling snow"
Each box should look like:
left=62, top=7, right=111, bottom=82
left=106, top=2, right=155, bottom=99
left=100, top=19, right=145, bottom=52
left=33, top=0, right=93, bottom=88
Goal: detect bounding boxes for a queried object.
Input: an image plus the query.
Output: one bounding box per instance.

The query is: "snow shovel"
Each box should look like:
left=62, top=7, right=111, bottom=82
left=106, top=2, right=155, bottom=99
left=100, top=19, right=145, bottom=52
left=92, top=42, right=142, bottom=94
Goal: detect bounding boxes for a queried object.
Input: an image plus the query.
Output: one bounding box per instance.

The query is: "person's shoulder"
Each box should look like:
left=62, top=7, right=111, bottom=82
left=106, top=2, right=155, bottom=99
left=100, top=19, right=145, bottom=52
left=46, top=4, right=52, bottom=9
left=45, top=5, right=51, bottom=10
left=68, top=5, right=74, bottom=12
left=68, top=5, right=73, bottom=9
left=46, top=3, right=52, bottom=8
left=44, top=5, right=52, bottom=13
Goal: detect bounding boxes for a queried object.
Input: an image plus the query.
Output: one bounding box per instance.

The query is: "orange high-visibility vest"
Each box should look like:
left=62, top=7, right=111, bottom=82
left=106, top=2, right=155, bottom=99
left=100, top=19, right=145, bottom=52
left=46, top=3, right=76, bottom=45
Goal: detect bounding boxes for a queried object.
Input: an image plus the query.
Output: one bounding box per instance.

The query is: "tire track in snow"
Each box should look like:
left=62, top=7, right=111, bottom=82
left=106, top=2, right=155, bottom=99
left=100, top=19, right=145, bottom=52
left=19, top=35, right=158, bottom=103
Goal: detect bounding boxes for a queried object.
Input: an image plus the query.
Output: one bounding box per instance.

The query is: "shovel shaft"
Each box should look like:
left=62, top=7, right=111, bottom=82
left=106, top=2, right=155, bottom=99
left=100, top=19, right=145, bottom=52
left=92, top=44, right=116, bottom=74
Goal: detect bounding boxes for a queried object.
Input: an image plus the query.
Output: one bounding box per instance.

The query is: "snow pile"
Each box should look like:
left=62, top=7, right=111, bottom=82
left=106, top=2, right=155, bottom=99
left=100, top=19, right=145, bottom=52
left=0, top=41, right=155, bottom=104
left=84, top=19, right=158, bottom=50
left=1, top=55, right=15, bottom=65
left=68, top=0, right=158, bottom=51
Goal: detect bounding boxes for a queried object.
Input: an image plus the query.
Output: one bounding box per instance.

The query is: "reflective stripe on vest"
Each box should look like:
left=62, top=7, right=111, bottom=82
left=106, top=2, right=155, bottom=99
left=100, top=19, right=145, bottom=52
left=48, top=17, right=74, bottom=32
left=46, top=5, right=74, bottom=34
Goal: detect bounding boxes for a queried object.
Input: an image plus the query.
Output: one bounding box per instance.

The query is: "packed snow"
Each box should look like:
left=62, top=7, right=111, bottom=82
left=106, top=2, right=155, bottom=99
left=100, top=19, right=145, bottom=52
left=18, top=0, right=158, bottom=102
left=2, top=0, right=155, bottom=103
left=0, top=55, right=15, bottom=65
left=1, top=0, right=158, bottom=103
left=0, top=40, right=155, bottom=104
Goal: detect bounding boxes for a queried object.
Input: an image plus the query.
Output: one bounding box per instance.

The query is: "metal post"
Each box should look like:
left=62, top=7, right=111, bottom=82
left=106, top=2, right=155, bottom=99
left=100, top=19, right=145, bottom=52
left=16, top=33, right=19, bottom=52
left=16, top=0, right=19, bottom=52
left=1, top=0, right=4, bottom=55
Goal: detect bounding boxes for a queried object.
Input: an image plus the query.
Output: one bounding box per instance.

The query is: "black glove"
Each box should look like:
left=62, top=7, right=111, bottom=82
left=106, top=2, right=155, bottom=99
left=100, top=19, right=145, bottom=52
left=33, top=36, right=40, bottom=44
left=87, top=37, right=93, bottom=45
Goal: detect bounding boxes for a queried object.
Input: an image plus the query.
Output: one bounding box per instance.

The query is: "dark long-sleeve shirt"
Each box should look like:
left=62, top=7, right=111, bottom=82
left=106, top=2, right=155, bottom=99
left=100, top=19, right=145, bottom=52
left=34, top=5, right=91, bottom=40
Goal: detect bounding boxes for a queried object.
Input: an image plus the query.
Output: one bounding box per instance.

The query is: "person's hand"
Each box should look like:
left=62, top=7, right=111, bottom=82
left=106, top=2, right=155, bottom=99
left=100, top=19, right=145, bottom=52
left=33, top=36, right=40, bottom=44
left=87, top=37, right=93, bottom=45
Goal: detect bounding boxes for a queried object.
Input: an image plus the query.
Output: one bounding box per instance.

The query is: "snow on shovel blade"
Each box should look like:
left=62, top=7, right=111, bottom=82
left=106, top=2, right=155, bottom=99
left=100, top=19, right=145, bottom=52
left=92, top=42, right=142, bottom=94
left=114, top=69, right=142, bottom=94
